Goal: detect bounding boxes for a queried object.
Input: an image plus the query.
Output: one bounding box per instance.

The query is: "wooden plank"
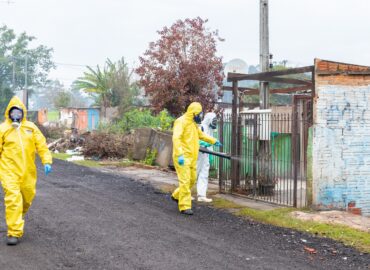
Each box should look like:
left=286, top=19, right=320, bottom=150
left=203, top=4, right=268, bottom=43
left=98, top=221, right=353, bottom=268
left=261, top=76, right=312, bottom=85
left=221, top=86, right=257, bottom=91
left=242, top=90, right=259, bottom=95
left=243, top=85, right=312, bottom=95
left=227, top=65, right=314, bottom=82
left=239, top=88, right=259, bottom=94
left=228, top=73, right=312, bottom=85
left=271, top=85, right=312, bottom=94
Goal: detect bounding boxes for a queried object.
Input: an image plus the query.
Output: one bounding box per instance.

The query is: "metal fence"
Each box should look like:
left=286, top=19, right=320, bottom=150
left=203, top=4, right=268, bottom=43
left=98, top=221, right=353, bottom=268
left=216, top=109, right=310, bottom=207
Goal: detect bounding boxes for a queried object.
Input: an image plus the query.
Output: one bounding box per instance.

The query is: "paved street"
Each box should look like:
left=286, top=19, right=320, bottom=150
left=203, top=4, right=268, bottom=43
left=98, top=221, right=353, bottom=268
left=0, top=159, right=368, bottom=270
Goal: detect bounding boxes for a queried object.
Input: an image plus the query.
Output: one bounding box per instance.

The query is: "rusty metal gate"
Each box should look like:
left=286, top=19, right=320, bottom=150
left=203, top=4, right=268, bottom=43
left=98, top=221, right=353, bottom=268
left=218, top=96, right=312, bottom=207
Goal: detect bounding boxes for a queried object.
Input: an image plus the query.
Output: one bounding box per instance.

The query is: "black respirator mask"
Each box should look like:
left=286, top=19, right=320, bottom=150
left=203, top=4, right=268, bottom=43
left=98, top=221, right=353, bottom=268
left=9, top=107, right=24, bottom=128
left=210, top=117, right=217, bottom=129
left=194, top=112, right=203, bottom=124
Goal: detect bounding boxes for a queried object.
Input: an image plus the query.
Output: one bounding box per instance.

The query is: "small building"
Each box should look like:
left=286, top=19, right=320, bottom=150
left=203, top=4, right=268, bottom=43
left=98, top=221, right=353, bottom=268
left=60, top=107, right=100, bottom=131
left=312, top=59, right=370, bottom=216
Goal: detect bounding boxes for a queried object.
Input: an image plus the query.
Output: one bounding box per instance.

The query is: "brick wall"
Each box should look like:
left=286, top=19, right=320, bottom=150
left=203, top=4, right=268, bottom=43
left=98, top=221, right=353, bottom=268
left=312, top=59, right=370, bottom=216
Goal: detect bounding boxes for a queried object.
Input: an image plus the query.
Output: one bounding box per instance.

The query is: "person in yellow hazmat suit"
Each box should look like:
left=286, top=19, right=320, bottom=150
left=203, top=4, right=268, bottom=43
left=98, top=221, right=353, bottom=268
left=171, top=102, right=221, bottom=215
left=0, top=96, right=52, bottom=246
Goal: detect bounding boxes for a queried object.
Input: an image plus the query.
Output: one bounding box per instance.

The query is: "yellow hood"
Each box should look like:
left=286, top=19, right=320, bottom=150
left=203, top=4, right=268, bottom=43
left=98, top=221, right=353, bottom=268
left=184, top=102, right=202, bottom=121
left=4, top=96, right=27, bottom=123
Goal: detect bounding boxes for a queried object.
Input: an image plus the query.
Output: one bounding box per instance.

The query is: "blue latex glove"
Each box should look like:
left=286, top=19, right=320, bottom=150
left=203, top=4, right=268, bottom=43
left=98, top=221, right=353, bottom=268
left=199, top=140, right=211, bottom=148
left=214, top=140, right=223, bottom=147
left=44, top=164, right=52, bottom=176
left=178, top=155, right=185, bottom=166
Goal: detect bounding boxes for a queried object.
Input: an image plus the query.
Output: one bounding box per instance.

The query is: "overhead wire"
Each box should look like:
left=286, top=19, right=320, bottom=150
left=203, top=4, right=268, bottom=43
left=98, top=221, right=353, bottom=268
left=54, top=62, right=88, bottom=67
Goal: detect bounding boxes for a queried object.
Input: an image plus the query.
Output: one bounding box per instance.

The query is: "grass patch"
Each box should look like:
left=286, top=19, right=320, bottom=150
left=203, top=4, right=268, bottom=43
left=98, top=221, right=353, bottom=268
left=52, top=153, right=71, bottom=161
left=237, top=207, right=370, bottom=253
left=52, top=153, right=100, bottom=168
left=73, top=160, right=101, bottom=168
left=53, top=152, right=135, bottom=168
left=99, top=159, right=134, bottom=167
left=212, top=197, right=245, bottom=209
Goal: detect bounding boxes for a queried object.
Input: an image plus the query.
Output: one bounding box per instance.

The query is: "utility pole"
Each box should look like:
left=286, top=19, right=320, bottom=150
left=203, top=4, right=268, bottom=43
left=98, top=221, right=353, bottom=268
left=12, top=57, right=16, bottom=91
left=259, top=0, right=272, bottom=189
left=23, top=55, right=28, bottom=109
left=259, top=0, right=269, bottom=109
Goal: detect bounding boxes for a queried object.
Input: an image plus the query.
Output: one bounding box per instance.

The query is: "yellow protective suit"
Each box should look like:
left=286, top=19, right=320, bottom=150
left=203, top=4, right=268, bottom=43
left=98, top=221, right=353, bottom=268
left=0, top=96, right=52, bottom=237
left=171, top=102, right=216, bottom=211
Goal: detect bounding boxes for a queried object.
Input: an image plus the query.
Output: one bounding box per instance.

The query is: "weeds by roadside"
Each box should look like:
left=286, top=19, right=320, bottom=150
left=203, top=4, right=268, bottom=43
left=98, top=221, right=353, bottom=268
left=211, top=198, right=369, bottom=253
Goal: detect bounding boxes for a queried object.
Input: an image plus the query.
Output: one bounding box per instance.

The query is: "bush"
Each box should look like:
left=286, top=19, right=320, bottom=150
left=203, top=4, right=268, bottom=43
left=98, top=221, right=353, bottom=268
left=82, top=132, right=130, bottom=159
left=143, top=148, right=157, bottom=165
left=98, top=109, right=174, bottom=134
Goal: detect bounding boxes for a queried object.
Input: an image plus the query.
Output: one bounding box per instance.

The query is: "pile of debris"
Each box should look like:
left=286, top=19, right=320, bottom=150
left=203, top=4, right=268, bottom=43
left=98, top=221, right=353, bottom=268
left=82, top=132, right=134, bottom=159
left=48, top=128, right=135, bottom=161
left=48, top=128, right=88, bottom=153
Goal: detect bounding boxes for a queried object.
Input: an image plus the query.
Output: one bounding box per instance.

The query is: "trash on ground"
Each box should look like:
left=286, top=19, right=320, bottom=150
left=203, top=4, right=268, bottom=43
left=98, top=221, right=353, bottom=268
left=304, top=246, right=317, bottom=254
left=66, top=156, right=85, bottom=162
left=66, top=147, right=83, bottom=155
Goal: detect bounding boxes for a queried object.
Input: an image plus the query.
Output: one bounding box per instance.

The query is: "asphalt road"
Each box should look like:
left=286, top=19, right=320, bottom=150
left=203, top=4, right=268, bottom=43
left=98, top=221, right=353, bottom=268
left=0, top=159, right=368, bottom=270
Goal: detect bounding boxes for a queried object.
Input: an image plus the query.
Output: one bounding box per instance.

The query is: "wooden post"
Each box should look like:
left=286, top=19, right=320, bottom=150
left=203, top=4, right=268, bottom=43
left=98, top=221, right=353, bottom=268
left=231, top=80, right=239, bottom=191
left=236, top=93, right=243, bottom=189
left=292, top=100, right=299, bottom=207
left=218, top=113, right=224, bottom=192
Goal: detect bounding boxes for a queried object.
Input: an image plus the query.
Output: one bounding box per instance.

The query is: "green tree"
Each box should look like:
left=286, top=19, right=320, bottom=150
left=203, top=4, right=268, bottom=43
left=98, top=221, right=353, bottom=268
left=54, top=91, right=71, bottom=108
left=74, top=57, right=138, bottom=117
left=74, top=64, right=110, bottom=116
left=105, top=58, right=139, bottom=114
left=0, top=87, right=13, bottom=121
left=0, top=25, right=55, bottom=113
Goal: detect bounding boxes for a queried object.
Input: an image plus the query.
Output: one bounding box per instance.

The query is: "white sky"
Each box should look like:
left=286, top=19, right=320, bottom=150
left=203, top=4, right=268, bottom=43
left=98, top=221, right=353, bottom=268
left=1, top=0, right=370, bottom=87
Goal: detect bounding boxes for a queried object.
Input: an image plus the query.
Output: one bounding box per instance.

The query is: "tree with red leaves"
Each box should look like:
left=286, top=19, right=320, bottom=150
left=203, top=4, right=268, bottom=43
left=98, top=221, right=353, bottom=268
left=136, top=17, right=224, bottom=116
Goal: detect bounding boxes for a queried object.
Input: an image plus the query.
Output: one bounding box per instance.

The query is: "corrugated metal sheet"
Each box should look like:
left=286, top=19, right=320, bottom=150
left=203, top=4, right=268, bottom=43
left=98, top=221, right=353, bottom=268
left=87, top=109, right=100, bottom=130
left=38, top=109, right=48, bottom=125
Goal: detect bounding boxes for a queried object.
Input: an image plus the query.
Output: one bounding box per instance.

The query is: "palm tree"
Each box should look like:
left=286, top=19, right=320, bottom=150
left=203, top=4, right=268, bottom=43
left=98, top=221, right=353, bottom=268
left=74, top=64, right=113, bottom=118
left=74, top=58, right=139, bottom=118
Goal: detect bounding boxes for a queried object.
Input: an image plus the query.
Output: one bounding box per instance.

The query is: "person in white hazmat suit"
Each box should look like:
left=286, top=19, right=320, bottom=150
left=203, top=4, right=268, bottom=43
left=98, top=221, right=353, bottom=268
left=196, top=112, right=218, bottom=203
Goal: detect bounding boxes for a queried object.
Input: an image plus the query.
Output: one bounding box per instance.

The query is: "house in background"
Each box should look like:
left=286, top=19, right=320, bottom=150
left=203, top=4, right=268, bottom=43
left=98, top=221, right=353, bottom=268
left=60, top=107, right=100, bottom=131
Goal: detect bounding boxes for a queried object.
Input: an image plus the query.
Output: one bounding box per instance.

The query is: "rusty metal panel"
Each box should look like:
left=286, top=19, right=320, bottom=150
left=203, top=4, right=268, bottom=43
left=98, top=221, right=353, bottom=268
left=38, top=109, right=48, bottom=125
left=75, top=109, right=88, bottom=131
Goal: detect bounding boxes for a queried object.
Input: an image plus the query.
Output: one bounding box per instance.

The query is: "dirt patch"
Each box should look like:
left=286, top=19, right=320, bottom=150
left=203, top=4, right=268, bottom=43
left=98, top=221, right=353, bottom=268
left=291, top=210, right=370, bottom=232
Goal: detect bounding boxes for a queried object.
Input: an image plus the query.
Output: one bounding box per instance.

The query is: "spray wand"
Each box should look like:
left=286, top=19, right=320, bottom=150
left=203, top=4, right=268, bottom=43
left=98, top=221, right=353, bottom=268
left=199, top=147, right=231, bottom=160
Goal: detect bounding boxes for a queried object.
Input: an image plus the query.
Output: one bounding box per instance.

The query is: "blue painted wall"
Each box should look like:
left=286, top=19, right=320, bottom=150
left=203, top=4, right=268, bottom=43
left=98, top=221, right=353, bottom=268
left=313, top=85, right=370, bottom=216
left=87, top=109, right=100, bottom=131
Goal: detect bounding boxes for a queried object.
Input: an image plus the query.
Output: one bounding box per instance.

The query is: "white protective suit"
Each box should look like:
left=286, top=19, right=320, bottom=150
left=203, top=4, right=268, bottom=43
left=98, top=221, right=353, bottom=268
left=196, top=112, right=217, bottom=198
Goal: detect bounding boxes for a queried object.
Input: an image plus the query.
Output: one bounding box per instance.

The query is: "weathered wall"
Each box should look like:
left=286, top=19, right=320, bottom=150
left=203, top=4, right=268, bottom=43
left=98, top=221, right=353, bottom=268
left=313, top=59, right=370, bottom=216
left=132, top=128, right=173, bottom=168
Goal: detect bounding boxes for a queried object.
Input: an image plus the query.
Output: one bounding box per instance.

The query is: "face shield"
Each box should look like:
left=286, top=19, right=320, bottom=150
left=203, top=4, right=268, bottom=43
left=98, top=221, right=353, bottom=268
left=194, top=112, right=203, bottom=124
left=210, top=117, right=217, bottom=129
left=9, top=107, right=24, bottom=128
